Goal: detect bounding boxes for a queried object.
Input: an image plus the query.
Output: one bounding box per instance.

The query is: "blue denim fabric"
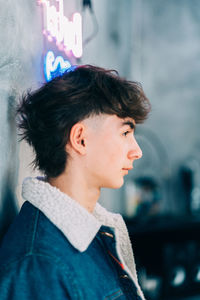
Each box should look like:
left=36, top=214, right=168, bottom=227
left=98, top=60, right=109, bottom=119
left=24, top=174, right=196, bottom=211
left=0, top=201, right=142, bottom=299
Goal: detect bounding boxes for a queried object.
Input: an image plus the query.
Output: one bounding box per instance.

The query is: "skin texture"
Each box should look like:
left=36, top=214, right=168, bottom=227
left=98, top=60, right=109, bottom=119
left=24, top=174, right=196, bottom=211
left=49, top=114, right=142, bottom=213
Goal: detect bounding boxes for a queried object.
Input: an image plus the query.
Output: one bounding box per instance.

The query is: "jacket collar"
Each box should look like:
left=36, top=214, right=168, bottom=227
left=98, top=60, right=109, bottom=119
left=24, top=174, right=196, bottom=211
left=22, top=177, right=122, bottom=252
left=22, top=177, right=146, bottom=299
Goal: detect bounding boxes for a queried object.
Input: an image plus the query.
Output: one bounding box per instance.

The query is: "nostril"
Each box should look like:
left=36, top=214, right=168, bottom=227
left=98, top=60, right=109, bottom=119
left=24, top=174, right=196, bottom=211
left=134, top=147, right=142, bottom=160
left=128, top=150, right=142, bottom=160
left=138, top=149, right=143, bottom=159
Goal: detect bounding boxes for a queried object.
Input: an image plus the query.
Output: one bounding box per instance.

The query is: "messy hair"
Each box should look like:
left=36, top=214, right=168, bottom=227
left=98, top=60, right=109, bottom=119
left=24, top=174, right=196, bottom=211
left=17, top=65, right=151, bottom=178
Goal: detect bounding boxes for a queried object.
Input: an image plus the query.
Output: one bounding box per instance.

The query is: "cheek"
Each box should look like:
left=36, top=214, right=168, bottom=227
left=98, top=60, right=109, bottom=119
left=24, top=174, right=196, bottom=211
left=106, top=143, right=126, bottom=165
left=89, top=134, right=126, bottom=165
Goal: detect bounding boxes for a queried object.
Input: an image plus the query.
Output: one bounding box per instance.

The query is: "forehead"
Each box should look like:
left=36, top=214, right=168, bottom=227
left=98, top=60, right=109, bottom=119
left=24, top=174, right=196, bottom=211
left=83, top=114, right=135, bottom=132
left=102, top=115, right=135, bottom=128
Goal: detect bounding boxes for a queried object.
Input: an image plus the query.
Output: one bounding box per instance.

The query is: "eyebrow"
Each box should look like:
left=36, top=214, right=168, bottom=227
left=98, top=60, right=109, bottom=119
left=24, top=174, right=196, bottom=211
left=121, top=120, right=135, bottom=130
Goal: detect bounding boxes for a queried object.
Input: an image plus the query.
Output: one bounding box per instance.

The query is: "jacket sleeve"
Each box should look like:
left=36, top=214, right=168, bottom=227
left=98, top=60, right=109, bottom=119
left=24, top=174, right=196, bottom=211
left=0, top=254, right=77, bottom=300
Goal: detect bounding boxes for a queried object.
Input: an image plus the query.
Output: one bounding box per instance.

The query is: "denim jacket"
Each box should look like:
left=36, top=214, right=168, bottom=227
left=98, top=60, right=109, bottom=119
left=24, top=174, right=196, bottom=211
left=0, top=177, right=145, bottom=300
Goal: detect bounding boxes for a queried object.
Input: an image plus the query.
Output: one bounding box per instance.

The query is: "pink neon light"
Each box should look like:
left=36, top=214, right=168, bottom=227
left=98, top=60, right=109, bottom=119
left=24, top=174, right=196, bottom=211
left=47, top=35, right=53, bottom=42
left=39, top=0, right=83, bottom=58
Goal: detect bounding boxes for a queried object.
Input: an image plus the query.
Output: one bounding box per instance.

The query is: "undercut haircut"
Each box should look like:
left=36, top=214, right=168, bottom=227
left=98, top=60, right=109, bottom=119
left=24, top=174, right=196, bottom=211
left=17, top=65, right=151, bottom=178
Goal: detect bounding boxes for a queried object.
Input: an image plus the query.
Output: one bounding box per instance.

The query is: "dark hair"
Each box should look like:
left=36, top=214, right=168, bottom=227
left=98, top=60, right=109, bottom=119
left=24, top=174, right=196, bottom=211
left=17, top=65, right=151, bottom=178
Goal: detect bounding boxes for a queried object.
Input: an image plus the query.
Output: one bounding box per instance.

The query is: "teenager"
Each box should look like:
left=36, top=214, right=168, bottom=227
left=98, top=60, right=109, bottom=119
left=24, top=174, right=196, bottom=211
left=0, top=65, right=150, bottom=299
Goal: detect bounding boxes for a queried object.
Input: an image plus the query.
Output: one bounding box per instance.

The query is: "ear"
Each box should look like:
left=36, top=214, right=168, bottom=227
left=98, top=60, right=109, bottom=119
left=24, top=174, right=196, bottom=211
left=68, top=122, right=86, bottom=155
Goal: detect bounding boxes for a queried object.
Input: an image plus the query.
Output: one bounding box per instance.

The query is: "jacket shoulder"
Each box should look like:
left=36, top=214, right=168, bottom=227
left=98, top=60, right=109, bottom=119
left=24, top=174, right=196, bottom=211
left=0, top=201, right=75, bottom=267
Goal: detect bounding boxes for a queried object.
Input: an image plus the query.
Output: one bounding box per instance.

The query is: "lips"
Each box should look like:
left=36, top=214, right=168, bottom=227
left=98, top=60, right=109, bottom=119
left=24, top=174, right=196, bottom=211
left=122, top=167, right=133, bottom=171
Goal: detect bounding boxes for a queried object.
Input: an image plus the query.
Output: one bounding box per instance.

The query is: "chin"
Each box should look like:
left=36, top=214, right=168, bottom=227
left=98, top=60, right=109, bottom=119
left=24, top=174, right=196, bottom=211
left=106, top=179, right=124, bottom=189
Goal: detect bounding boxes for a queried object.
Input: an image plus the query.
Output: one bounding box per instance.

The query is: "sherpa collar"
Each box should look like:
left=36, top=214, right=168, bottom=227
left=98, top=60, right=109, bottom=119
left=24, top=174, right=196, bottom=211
left=22, top=177, right=122, bottom=252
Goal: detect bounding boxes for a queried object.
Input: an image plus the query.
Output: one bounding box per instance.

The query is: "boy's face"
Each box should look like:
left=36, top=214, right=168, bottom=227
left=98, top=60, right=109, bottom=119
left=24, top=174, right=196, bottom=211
left=83, top=114, right=142, bottom=190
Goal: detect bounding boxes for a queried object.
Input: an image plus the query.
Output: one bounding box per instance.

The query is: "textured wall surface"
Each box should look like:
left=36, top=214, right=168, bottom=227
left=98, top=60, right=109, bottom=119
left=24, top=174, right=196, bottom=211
left=129, top=0, right=200, bottom=214
left=0, top=0, right=43, bottom=236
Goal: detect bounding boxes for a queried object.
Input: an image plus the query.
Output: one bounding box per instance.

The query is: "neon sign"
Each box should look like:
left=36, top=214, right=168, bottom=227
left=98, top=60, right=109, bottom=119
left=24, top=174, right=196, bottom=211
left=44, top=50, right=72, bottom=82
left=39, top=0, right=83, bottom=58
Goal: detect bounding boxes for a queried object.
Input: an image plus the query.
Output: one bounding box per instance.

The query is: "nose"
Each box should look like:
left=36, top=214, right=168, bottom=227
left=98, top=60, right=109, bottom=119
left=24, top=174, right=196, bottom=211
left=127, top=137, right=142, bottom=161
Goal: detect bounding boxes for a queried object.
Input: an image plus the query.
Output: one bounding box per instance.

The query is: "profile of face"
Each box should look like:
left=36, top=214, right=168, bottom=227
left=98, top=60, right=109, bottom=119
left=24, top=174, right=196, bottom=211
left=80, top=114, right=142, bottom=190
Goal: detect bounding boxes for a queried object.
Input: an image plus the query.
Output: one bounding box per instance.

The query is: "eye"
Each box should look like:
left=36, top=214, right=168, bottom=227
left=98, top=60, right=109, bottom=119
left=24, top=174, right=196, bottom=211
left=123, top=131, right=130, bottom=136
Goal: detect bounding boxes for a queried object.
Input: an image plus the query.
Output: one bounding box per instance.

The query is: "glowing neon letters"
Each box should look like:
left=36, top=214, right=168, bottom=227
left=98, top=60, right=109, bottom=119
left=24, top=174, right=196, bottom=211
left=44, top=50, right=71, bottom=82
left=39, top=0, right=83, bottom=58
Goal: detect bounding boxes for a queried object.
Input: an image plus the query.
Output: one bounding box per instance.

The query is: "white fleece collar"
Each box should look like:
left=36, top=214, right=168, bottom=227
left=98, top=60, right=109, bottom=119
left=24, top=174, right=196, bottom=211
left=22, top=177, right=120, bottom=252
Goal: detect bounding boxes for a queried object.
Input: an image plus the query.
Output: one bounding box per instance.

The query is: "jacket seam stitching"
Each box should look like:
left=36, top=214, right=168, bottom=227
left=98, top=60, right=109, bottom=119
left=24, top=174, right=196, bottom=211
left=0, top=252, right=66, bottom=272
left=30, top=209, right=40, bottom=253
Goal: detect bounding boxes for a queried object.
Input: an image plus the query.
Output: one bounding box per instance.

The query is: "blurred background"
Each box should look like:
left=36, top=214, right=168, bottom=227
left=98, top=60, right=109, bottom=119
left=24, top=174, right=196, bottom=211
left=1, top=0, right=200, bottom=299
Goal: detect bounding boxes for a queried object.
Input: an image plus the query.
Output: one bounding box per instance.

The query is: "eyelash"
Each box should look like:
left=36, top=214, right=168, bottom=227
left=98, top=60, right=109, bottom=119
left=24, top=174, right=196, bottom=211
left=123, top=131, right=130, bottom=136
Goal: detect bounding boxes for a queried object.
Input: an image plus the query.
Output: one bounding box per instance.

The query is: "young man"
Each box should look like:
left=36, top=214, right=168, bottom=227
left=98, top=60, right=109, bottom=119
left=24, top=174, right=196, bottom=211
left=0, top=65, right=150, bottom=299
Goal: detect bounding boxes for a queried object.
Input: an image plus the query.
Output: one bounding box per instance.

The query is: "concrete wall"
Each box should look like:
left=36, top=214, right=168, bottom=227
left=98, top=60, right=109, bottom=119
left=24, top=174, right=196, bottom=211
left=0, top=0, right=43, bottom=236
left=129, top=0, right=200, bottom=215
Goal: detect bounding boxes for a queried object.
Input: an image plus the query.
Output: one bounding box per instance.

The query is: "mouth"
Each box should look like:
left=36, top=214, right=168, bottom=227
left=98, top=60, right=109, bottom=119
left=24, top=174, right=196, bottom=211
left=122, top=167, right=133, bottom=171
left=122, top=167, right=133, bottom=175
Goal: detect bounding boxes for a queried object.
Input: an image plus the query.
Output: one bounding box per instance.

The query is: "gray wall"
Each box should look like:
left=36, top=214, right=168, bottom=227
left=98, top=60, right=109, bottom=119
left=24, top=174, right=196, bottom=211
left=130, top=0, right=200, bottom=215
left=0, top=0, right=43, bottom=236
left=131, top=0, right=200, bottom=164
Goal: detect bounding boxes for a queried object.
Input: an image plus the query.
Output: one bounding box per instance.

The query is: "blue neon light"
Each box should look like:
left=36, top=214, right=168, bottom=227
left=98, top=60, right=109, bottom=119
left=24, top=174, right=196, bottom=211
left=44, top=51, right=73, bottom=81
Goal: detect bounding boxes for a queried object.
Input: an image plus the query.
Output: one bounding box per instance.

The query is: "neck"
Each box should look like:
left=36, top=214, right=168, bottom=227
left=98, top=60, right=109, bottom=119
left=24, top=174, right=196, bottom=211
left=48, top=166, right=100, bottom=213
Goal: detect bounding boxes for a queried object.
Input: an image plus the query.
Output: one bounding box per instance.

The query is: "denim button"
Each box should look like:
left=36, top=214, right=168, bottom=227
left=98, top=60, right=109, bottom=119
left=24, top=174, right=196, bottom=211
left=100, top=231, right=114, bottom=238
left=120, top=274, right=129, bottom=279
